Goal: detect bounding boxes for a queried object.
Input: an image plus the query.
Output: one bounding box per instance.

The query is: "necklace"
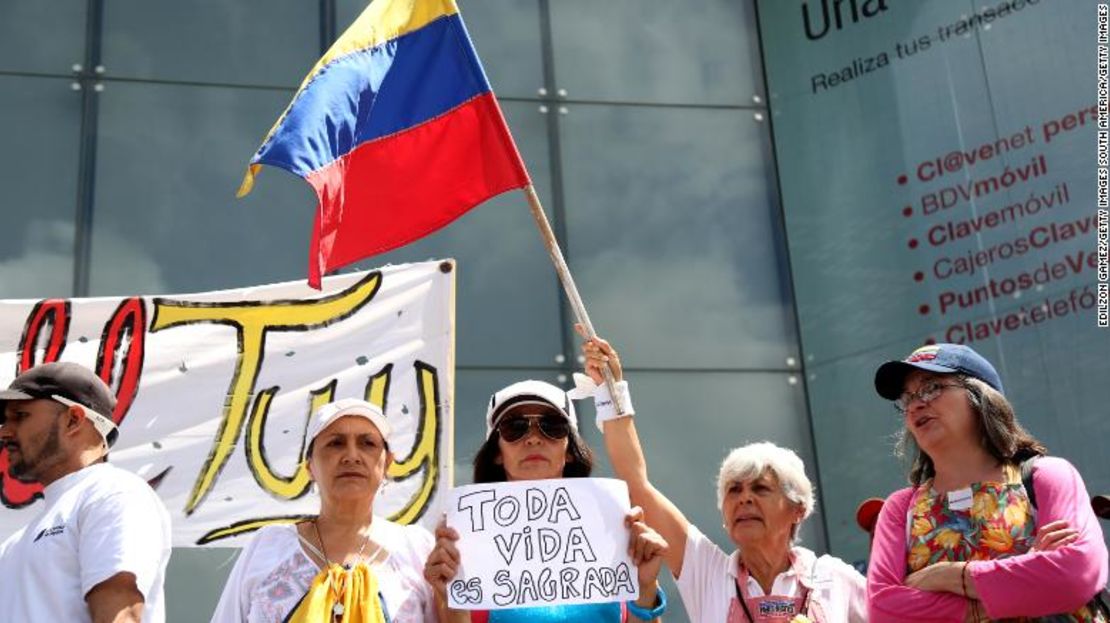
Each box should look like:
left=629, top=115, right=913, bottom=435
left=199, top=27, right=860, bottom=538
left=313, top=519, right=373, bottom=568
left=312, top=519, right=379, bottom=619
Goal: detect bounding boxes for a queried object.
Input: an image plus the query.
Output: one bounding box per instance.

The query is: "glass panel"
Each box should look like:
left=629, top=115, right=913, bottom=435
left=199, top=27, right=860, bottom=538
left=560, top=104, right=799, bottom=370
left=101, top=1, right=318, bottom=87
left=805, top=347, right=914, bottom=568
left=165, top=547, right=238, bottom=622
left=358, top=101, right=564, bottom=369
left=980, top=3, right=1092, bottom=186
left=90, top=82, right=317, bottom=295
left=549, top=0, right=763, bottom=105
left=0, top=76, right=83, bottom=298
left=758, top=0, right=1110, bottom=557
left=336, top=0, right=544, bottom=99
left=585, top=371, right=824, bottom=552
left=0, top=2, right=85, bottom=75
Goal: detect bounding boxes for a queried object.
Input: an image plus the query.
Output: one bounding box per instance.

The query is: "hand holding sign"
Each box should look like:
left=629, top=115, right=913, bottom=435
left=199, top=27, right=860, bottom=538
left=625, top=506, right=667, bottom=588
left=424, top=521, right=462, bottom=604
left=442, top=478, right=643, bottom=610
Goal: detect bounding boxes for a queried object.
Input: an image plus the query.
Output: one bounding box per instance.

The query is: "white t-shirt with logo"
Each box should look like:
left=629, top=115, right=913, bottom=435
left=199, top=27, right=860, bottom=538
left=0, top=462, right=172, bottom=623
left=210, top=519, right=436, bottom=623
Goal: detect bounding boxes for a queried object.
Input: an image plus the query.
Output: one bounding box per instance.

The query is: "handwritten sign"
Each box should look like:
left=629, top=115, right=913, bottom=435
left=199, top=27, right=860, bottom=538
left=446, top=478, right=638, bottom=610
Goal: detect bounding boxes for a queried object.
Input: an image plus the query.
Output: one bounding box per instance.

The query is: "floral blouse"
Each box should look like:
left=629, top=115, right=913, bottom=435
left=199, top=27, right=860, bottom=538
left=907, top=467, right=1105, bottom=622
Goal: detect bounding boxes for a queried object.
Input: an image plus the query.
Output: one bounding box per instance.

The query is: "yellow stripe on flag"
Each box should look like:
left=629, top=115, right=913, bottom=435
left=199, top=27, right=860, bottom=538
left=239, top=0, right=459, bottom=197
left=320, top=0, right=458, bottom=69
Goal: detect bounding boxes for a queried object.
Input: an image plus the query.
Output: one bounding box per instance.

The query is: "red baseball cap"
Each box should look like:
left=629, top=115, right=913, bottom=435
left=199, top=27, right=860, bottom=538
left=856, top=497, right=885, bottom=534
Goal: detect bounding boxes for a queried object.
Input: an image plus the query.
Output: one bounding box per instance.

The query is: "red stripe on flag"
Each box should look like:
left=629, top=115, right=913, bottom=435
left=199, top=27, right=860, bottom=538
left=305, top=93, right=529, bottom=287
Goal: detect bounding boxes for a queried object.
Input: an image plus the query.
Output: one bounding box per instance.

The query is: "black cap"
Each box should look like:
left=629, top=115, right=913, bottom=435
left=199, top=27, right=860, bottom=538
left=0, top=362, right=119, bottom=447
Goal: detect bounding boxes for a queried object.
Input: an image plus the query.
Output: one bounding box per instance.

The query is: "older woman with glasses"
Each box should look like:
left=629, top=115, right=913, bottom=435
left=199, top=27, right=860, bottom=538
left=868, top=344, right=1108, bottom=622
left=423, top=379, right=670, bottom=623
left=578, top=329, right=867, bottom=623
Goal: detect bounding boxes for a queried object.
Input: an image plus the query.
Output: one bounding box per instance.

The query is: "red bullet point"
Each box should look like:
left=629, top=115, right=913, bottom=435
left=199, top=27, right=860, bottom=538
left=918, top=304, right=930, bottom=315
left=897, top=174, right=908, bottom=185
left=914, top=271, right=925, bottom=282
left=924, top=337, right=936, bottom=345
left=908, top=238, right=919, bottom=249
left=903, top=206, right=913, bottom=217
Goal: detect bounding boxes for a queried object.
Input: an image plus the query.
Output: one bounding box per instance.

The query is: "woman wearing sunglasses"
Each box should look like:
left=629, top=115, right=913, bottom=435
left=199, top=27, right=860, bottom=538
left=424, top=379, right=670, bottom=623
left=868, top=343, right=1108, bottom=622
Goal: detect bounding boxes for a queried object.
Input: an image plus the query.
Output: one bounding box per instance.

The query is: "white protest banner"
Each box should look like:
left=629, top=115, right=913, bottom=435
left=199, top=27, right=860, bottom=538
left=0, top=260, right=455, bottom=546
left=446, top=477, right=638, bottom=610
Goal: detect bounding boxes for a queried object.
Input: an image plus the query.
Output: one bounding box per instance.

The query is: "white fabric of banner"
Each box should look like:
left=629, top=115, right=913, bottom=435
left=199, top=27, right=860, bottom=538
left=0, top=261, right=456, bottom=547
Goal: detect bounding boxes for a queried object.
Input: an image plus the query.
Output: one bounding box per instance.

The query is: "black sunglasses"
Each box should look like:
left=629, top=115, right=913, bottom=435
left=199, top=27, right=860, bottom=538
left=496, top=414, right=571, bottom=443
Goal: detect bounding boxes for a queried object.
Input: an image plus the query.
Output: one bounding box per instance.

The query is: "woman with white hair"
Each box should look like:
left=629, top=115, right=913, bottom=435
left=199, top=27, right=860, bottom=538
left=578, top=329, right=866, bottom=622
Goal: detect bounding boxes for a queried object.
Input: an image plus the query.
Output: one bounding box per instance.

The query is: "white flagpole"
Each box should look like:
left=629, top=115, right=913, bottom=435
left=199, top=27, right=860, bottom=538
left=522, top=185, right=626, bottom=415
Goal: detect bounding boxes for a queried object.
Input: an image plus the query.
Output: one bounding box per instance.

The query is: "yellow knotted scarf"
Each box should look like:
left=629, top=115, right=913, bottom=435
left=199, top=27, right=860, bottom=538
left=287, top=563, right=387, bottom=623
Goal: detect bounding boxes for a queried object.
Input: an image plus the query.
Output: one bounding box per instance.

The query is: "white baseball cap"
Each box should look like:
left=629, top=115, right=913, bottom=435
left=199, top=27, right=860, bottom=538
left=304, top=398, right=391, bottom=460
left=484, top=379, right=578, bottom=438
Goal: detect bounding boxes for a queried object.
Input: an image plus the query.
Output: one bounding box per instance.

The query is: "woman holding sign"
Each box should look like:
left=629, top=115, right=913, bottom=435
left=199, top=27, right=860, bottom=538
left=211, top=399, right=442, bottom=623
left=579, top=329, right=867, bottom=623
left=424, top=379, right=670, bottom=623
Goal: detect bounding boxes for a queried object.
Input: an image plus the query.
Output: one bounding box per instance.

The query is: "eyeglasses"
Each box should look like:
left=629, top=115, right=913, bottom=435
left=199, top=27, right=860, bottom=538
left=496, top=414, right=571, bottom=443
left=893, top=381, right=963, bottom=414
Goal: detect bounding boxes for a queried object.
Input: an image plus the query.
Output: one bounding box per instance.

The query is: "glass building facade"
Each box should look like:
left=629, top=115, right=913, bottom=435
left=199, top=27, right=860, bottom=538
left=2, top=1, right=1104, bottom=621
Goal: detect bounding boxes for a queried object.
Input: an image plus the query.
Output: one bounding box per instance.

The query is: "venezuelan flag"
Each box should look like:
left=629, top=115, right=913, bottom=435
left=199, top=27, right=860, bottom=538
left=238, top=0, right=530, bottom=287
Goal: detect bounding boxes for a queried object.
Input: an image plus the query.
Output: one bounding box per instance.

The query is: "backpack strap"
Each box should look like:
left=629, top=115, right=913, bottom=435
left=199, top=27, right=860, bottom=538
left=1019, top=457, right=1110, bottom=616
left=1020, top=456, right=1040, bottom=510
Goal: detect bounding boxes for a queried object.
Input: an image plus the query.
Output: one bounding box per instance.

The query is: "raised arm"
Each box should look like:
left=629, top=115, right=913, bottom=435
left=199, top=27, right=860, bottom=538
left=578, top=327, right=693, bottom=576
left=969, top=457, right=1108, bottom=619
left=867, top=488, right=971, bottom=623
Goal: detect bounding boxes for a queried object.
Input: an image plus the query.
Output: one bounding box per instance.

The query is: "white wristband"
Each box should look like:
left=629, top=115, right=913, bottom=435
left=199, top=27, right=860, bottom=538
left=593, top=380, right=634, bottom=431
left=568, top=373, right=635, bottom=431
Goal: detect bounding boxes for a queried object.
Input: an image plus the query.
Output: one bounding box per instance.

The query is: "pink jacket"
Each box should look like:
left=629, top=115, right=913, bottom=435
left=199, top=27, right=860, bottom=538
left=867, top=456, right=1108, bottom=621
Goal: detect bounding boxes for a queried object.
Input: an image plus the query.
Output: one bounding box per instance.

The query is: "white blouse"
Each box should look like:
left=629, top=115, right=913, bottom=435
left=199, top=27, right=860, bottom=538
left=210, top=519, right=436, bottom=623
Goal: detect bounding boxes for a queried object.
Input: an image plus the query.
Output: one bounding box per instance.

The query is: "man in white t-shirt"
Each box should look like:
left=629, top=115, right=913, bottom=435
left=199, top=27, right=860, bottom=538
left=0, top=362, right=172, bottom=623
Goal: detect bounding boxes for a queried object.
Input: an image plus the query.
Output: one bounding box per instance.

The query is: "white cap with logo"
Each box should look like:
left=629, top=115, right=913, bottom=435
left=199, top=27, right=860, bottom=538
left=484, top=379, right=578, bottom=438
